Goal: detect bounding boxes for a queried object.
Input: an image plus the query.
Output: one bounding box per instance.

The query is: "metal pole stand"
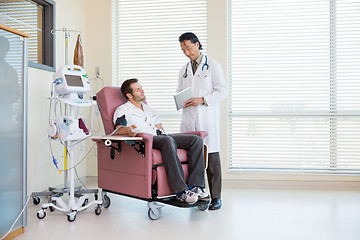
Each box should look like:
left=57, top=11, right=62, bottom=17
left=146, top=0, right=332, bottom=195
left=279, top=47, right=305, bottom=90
left=36, top=104, right=102, bottom=222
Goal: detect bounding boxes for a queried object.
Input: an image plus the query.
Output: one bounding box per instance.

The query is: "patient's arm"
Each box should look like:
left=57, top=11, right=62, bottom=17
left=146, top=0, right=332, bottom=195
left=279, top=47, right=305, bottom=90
left=115, top=124, right=138, bottom=137
left=155, top=123, right=166, bottom=134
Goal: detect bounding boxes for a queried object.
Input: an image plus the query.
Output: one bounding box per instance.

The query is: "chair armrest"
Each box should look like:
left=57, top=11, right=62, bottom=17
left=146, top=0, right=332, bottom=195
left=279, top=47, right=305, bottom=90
left=133, top=133, right=154, bottom=160
left=107, top=132, right=153, bottom=142
left=135, top=132, right=153, bottom=142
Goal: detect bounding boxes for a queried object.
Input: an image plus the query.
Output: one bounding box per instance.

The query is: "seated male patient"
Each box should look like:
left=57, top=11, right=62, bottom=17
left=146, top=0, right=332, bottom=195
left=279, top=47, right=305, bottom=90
left=113, top=78, right=208, bottom=205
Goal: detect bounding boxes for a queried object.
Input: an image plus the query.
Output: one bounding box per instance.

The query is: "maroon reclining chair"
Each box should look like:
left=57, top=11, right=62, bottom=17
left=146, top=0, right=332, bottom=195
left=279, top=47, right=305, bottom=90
left=94, top=86, right=208, bottom=219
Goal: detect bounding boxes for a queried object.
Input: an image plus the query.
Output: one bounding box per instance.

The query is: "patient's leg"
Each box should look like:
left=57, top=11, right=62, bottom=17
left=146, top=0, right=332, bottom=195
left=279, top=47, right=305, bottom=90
left=170, top=134, right=205, bottom=188
left=153, top=135, right=188, bottom=193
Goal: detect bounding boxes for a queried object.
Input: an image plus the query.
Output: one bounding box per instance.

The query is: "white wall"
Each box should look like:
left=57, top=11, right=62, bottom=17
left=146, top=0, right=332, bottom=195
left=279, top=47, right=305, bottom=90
left=83, top=0, right=113, bottom=176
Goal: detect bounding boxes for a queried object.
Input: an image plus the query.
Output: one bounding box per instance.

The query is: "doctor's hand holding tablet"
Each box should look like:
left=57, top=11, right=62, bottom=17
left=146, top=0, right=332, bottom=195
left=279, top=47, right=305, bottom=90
left=174, top=87, right=206, bottom=110
left=183, top=96, right=205, bottom=108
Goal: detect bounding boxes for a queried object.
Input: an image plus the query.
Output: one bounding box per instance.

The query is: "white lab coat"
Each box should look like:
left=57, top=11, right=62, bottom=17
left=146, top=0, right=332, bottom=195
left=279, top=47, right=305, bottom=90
left=177, top=55, right=227, bottom=153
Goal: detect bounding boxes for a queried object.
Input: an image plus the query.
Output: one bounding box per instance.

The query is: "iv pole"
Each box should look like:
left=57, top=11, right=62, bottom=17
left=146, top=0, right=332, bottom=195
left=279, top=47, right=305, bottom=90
left=51, top=27, right=80, bottom=192
left=52, top=27, right=79, bottom=64
left=33, top=27, right=102, bottom=222
left=31, top=28, right=80, bottom=200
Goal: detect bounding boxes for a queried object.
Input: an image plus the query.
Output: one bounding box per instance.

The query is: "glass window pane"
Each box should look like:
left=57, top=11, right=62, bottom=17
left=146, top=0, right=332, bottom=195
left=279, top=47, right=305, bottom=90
left=0, top=29, right=24, bottom=236
left=229, top=0, right=360, bottom=174
left=0, top=0, right=43, bottom=64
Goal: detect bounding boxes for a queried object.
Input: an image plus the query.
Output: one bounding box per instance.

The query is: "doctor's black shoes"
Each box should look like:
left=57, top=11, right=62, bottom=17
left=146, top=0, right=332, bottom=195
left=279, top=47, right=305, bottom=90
left=208, top=198, right=222, bottom=210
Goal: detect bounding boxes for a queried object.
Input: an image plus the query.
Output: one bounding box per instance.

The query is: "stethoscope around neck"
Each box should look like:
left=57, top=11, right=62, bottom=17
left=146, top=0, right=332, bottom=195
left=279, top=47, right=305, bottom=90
left=183, top=55, right=209, bottom=78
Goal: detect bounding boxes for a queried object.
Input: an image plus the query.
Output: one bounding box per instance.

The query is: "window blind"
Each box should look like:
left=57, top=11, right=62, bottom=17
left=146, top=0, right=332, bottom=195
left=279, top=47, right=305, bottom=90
left=113, top=0, right=207, bottom=133
left=0, top=0, right=43, bottom=64
left=229, top=0, right=360, bottom=174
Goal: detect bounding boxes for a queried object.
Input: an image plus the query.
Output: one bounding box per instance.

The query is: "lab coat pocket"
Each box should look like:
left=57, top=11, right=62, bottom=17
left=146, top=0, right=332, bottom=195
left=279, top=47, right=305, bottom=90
left=199, top=75, right=212, bottom=92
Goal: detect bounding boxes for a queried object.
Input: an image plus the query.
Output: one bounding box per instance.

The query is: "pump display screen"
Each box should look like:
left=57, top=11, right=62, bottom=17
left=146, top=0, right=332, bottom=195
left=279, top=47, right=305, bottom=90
left=65, top=74, right=84, bottom=87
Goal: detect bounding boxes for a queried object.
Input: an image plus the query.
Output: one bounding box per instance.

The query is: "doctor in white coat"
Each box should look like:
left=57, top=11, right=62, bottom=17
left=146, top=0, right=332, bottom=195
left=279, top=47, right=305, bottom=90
left=177, top=32, right=227, bottom=210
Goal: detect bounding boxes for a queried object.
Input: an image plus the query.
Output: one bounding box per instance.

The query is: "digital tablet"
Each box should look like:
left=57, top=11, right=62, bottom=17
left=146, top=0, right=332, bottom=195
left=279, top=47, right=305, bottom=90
left=174, top=87, right=193, bottom=110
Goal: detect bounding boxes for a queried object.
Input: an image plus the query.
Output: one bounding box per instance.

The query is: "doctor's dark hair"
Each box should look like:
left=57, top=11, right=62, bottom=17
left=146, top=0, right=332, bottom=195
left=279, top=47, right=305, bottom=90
left=178, top=32, right=203, bottom=50
left=121, top=78, right=138, bottom=100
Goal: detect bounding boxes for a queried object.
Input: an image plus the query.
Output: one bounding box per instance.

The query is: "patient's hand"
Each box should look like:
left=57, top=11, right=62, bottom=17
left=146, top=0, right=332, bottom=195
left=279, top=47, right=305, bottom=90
left=116, top=124, right=138, bottom=137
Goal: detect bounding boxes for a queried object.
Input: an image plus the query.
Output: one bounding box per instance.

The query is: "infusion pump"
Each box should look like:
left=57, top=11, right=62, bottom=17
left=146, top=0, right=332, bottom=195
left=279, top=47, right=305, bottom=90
left=49, top=65, right=92, bottom=141
left=53, top=65, right=92, bottom=106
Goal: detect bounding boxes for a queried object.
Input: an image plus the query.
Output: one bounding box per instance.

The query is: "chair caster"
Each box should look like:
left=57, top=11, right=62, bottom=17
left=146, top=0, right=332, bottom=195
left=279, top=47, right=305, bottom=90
left=148, top=208, right=162, bottom=220
left=102, top=194, right=111, bottom=208
left=147, top=202, right=164, bottom=220
left=198, top=203, right=208, bottom=211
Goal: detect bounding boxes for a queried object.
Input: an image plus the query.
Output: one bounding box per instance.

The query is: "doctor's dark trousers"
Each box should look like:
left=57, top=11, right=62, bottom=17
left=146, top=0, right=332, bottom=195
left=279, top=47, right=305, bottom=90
left=207, top=152, right=222, bottom=199
left=152, top=134, right=205, bottom=193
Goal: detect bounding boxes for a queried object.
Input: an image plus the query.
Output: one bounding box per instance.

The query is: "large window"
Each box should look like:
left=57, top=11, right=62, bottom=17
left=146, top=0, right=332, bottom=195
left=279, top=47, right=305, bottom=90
left=0, top=0, right=55, bottom=71
left=229, top=0, right=360, bottom=174
left=113, top=0, right=207, bottom=133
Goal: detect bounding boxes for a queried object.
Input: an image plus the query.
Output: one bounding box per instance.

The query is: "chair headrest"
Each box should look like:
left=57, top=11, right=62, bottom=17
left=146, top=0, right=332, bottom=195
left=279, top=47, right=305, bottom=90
left=96, top=86, right=127, bottom=135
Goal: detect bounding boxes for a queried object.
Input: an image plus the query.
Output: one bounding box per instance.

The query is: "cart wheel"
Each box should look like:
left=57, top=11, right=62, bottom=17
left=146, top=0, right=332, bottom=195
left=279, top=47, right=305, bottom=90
left=33, top=196, right=40, bottom=205
left=67, top=213, right=76, bottom=222
left=37, top=210, right=46, bottom=219
left=198, top=203, right=208, bottom=211
left=95, top=205, right=102, bottom=215
left=49, top=200, right=56, bottom=212
left=148, top=207, right=162, bottom=220
left=103, top=195, right=111, bottom=208
left=82, top=198, right=89, bottom=207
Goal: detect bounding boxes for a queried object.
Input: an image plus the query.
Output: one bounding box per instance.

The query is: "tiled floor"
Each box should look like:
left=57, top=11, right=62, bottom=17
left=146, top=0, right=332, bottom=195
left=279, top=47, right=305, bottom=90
left=13, top=181, right=360, bottom=240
